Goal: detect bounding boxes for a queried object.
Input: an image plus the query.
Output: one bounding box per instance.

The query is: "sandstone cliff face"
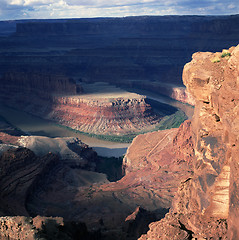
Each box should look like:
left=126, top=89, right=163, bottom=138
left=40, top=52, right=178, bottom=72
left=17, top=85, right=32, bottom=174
left=0, top=72, right=162, bottom=136
left=170, top=87, right=195, bottom=105
left=140, top=46, right=239, bottom=239
left=50, top=95, right=161, bottom=135
left=2, top=72, right=81, bottom=96
left=0, top=148, right=59, bottom=216
left=8, top=16, right=239, bottom=86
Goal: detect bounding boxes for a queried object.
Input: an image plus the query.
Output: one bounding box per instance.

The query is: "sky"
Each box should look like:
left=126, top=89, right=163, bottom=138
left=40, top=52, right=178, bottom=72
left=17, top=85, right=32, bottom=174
left=0, top=0, right=238, bottom=20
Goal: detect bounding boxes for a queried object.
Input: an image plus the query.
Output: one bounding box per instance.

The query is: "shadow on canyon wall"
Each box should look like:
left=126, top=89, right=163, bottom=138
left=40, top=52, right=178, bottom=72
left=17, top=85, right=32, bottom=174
left=0, top=15, right=239, bottom=94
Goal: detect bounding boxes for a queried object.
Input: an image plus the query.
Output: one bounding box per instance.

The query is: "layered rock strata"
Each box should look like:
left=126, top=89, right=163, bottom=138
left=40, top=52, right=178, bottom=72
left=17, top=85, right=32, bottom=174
left=0, top=148, right=59, bottom=216
left=140, top=46, right=239, bottom=239
left=0, top=73, right=162, bottom=135
left=0, top=92, right=192, bottom=239
left=2, top=72, right=81, bottom=96
left=21, top=120, right=193, bottom=239
left=50, top=94, right=161, bottom=135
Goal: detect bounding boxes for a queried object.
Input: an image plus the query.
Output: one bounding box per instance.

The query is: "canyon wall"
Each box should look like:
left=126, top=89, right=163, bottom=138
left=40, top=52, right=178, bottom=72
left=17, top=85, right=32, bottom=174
left=50, top=95, right=161, bottom=135
left=0, top=72, right=164, bottom=136
left=1, top=45, right=239, bottom=239
left=140, top=46, right=239, bottom=239
left=1, top=15, right=239, bottom=96
left=0, top=147, right=59, bottom=216
left=2, top=72, right=81, bottom=96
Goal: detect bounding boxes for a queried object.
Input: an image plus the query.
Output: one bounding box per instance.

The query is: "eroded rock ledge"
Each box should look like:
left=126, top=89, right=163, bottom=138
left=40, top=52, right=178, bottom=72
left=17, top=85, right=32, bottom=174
left=140, top=45, right=239, bottom=239
left=0, top=74, right=162, bottom=136
left=50, top=94, right=161, bottom=135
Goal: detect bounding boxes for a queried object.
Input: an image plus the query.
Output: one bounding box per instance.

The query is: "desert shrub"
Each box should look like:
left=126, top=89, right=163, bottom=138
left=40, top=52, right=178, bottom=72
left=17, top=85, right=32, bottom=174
left=221, top=52, right=231, bottom=58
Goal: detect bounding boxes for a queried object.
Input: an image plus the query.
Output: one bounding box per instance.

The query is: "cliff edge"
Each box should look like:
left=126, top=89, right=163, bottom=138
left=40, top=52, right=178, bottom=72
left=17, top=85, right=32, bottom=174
left=140, top=45, right=239, bottom=239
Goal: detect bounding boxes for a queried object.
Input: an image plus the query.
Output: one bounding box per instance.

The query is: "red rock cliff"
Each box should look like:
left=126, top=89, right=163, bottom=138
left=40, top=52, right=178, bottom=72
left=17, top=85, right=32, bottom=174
left=0, top=72, right=162, bottom=136
left=2, top=72, right=81, bottom=96
left=50, top=95, right=161, bottom=135
left=140, top=45, right=239, bottom=239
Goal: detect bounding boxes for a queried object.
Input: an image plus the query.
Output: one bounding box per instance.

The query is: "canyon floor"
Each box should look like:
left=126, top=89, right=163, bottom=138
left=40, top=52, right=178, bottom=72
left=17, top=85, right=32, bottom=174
left=0, top=99, right=193, bottom=239
left=0, top=15, right=238, bottom=240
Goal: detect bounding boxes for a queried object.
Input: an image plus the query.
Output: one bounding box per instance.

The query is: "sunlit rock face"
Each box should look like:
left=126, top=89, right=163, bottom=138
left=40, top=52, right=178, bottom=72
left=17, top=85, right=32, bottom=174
left=0, top=72, right=162, bottom=136
left=170, top=87, right=195, bottom=105
left=139, top=45, right=239, bottom=239
left=50, top=94, right=161, bottom=135
left=183, top=46, right=239, bottom=228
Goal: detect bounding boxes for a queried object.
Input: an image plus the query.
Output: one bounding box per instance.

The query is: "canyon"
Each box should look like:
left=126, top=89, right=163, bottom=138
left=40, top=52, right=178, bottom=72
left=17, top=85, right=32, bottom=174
left=2, top=15, right=239, bottom=138
left=0, top=112, right=193, bottom=239
left=0, top=15, right=239, bottom=240
left=0, top=74, right=180, bottom=138
left=140, top=45, right=239, bottom=239
left=1, top=15, right=239, bottom=97
left=1, top=44, right=238, bottom=239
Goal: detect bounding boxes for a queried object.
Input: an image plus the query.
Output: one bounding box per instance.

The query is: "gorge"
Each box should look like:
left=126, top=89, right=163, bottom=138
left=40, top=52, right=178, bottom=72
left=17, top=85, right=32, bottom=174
left=0, top=15, right=239, bottom=240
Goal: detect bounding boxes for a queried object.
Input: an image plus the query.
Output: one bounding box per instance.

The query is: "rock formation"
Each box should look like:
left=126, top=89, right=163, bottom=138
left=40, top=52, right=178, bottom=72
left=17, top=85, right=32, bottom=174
left=2, top=44, right=239, bottom=238
left=0, top=18, right=239, bottom=238
left=1, top=16, right=239, bottom=99
left=0, top=76, right=164, bottom=136
left=0, top=147, right=59, bottom=216
left=18, top=136, right=97, bottom=169
left=2, top=72, right=81, bottom=96
left=0, top=215, right=95, bottom=240
left=0, top=114, right=98, bottom=170
left=11, top=120, right=192, bottom=239
left=140, top=45, right=239, bottom=239
left=50, top=94, right=161, bottom=135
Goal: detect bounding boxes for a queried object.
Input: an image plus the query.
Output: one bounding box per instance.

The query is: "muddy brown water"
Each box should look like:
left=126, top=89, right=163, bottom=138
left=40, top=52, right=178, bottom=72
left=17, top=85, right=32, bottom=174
left=0, top=93, right=193, bottom=157
left=0, top=104, right=129, bottom=157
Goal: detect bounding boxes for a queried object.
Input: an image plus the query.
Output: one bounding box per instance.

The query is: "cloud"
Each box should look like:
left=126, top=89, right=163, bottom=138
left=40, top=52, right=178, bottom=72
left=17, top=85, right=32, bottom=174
left=0, top=0, right=238, bottom=20
left=228, top=4, right=236, bottom=9
left=8, top=0, right=55, bottom=6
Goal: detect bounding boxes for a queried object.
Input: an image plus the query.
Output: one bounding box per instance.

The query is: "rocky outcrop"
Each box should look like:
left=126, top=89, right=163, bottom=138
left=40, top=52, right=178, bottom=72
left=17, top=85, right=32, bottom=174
left=2, top=72, right=81, bottom=96
left=0, top=215, right=94, bottom=240
left=139, top=45, right=239, bottom=239
left=50, top=95, right=161, bottom=135
left=0, top=148, right=59, bottom=216
left=18, top=136, right=97, bottom=169
left=170, top=87, right=195, bottom=105
left=0, top=78, right=163, bottom=136
left=0, top=141, right=102, bottom=225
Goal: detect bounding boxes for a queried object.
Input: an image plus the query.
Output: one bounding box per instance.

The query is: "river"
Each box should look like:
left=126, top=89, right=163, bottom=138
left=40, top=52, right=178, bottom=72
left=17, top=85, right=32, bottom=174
left=0, top=92, right=194, bottom=157
left=0, top=104, right=130, bottom=157
left=126, top=88, right=194, bottom=119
